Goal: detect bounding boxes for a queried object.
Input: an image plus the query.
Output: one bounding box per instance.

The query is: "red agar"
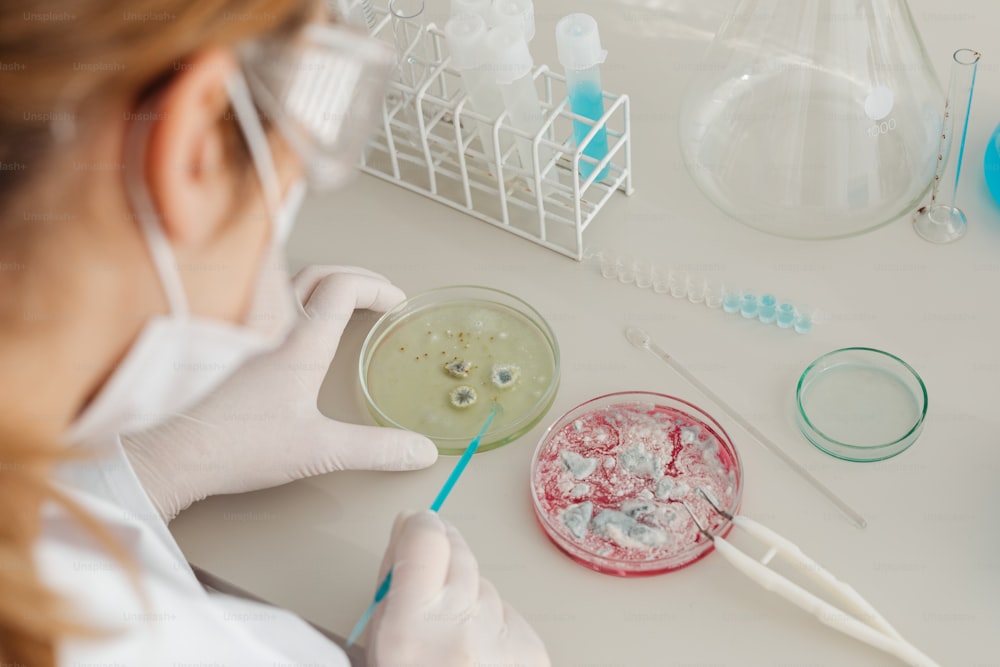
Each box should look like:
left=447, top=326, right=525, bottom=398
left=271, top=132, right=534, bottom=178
left=532, top=398, right=740, bottom=575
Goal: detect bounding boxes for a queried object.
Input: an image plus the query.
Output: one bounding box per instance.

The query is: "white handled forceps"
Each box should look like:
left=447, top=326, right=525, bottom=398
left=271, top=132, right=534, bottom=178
left=683, top=490, right=940, bottom=667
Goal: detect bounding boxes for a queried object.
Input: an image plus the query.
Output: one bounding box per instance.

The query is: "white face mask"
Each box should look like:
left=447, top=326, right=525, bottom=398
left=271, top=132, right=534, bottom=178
left=65, top=89, right=305, bottom=445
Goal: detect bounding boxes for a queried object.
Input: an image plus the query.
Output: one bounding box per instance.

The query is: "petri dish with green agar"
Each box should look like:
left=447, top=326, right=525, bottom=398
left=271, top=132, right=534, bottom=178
left=796, top=348, right=927, bottom=462
left=360, top=286, right=560, bottom=454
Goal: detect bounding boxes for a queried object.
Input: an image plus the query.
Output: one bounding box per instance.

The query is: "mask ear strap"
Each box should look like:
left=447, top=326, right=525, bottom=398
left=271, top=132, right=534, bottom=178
left=124, top=107, right=190, bottom=317
left=225, top=71, right=283, bottom=227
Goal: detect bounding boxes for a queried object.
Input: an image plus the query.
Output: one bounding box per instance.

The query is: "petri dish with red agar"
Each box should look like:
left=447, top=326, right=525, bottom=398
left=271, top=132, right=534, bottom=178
left=531, top=391, right=743, bottom=576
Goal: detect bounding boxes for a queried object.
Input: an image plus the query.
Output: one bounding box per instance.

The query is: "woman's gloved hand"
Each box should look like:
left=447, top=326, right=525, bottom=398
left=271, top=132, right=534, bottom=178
left=368, top=510, right=550, bottom=667
left=122, top=265, right=438, bottom=522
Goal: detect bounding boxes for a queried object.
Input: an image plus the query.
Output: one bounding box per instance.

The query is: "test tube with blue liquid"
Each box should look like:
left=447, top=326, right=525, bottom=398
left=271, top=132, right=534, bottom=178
left=556, top=13, right=610, bottom=181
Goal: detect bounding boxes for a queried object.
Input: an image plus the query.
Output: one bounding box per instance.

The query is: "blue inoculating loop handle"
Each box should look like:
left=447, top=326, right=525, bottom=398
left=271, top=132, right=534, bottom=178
left=430, top=402, right=498, bottom=511
left=346, top=402, right=499, bottom=647
left=346, top=569, right=393, bottom=647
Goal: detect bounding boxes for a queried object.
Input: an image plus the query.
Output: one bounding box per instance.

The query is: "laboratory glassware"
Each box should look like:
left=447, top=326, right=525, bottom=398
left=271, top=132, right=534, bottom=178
left=532, top=391, right=743, bottom=575
left=797, top=348, right=927, bottom=461
left=985, top=122, right=1000, bottom=205
left=451, top=0, right=493, bottom=23
left=625, top=327, right=866, bottom=528
left=913, top=49, right=980, bottom=243
left=556, top=13, right=610, bottom=181
left=678, top=0, right=944, bottom=239
left=492, top=0, right=534, bottom=41
left=387, top=0, right=429, bottom=149
left=485, top=24, right=557, bottom=181
left=359, top=286, right=560, bottom=454
left=444, top=13, right=508, bottom=166
left=586, top=249, right=817, bottom=333
left=389, top=0, right=426, bottom=87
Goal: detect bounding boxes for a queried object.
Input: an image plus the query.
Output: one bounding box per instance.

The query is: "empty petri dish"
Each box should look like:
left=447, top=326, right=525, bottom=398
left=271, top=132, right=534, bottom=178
left=796, top=348, right=927, bottom=462
left=360, top=286, right=560, bottom=455
left=530, top=392, right=742, bottom=576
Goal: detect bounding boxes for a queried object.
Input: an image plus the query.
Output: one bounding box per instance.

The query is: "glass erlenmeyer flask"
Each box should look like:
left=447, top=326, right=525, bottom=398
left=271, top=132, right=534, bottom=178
left=678, top=0, right=944, bottom=239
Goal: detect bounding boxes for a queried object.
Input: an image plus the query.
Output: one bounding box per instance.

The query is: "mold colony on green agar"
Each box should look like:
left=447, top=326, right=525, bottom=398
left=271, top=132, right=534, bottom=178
left=365, top=301, right=556, bottom=443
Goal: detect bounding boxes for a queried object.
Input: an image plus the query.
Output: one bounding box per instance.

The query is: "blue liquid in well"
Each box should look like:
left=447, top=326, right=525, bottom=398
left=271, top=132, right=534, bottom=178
left=984, top=123, right=1000, bottom=206
left=776, top=303, right=795, bottom=329
left=569, top=81, right=610, bottom=181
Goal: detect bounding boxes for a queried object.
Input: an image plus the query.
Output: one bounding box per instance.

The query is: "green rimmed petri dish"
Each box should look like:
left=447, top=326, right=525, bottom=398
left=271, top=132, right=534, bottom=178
left=360, top=286, right=560, bottom=454
left=796, top=348, right=927, bottom=462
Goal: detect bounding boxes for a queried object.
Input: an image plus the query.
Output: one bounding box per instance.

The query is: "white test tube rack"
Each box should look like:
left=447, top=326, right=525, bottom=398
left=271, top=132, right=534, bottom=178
left=360, top=7, right=634, bottom=261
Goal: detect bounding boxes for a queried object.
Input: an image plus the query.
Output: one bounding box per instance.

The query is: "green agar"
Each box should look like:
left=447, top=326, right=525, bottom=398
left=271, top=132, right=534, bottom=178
left=366, top=301, right=556, bottom=450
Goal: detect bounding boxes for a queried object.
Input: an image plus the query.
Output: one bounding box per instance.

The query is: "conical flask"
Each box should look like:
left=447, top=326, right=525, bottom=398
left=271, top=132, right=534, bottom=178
left=678, top=0, right=944, bottom=239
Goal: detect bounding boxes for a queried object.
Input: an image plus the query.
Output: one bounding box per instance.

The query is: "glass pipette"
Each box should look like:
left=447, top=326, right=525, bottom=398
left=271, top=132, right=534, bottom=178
left=625, top=326, right=867, bottom=529
left=345, top=401, right=500, bottom=646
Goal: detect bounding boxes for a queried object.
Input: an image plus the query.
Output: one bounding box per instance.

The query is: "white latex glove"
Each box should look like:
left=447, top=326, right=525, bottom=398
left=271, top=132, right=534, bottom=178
left=368, top=510, right=550, bottom=667
left=123, top=265, right=439, bottom=522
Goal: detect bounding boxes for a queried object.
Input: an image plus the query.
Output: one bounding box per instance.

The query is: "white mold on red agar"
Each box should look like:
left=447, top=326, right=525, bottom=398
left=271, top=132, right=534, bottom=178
left=531, top=392, right=742, bottom=576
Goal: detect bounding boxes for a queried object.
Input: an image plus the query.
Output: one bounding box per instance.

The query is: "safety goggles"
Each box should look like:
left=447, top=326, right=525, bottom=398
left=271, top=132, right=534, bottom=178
left=234, top=20, right=394, bottom=192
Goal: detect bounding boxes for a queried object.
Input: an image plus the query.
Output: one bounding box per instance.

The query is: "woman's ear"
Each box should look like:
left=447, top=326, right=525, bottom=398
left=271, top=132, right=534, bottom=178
left=144, top=48, right=239, bottom=247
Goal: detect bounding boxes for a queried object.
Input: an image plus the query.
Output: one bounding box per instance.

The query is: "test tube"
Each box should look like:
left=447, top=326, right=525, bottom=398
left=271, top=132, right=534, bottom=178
left=445, top=14, right=508, bottom=168
left=389, top=0, right=427, bottom=88
left=556, top=13, right=610, bottom=181
left=452, top=0, right=494, bottom=22
left=492, top=0, right=535, bottom=42
left=387, top=0, right=428, bottom=149
left=485, top=24, right=556, bottom=182
left=913, top=48, right=980, bottom=244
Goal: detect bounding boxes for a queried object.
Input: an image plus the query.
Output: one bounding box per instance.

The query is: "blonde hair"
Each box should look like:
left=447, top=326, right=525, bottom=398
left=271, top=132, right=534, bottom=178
left=0, top=1, right=314, bottom=664
left=0, top=0, right=314, bottom=210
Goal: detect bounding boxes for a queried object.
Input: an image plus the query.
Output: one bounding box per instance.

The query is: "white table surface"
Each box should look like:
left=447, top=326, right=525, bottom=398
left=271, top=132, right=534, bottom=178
left=171, top=0, right=1000, bottom=663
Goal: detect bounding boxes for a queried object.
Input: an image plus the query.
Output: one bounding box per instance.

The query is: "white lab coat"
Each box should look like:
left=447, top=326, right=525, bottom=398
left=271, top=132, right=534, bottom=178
left=36, top=435, right=352, bottom=667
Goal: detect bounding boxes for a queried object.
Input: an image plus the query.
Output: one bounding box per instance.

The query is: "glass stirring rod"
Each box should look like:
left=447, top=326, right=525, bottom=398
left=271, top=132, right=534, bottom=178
left=625, top=326, right=867, bottom=529
left=346, top=401, right=500, bottom=646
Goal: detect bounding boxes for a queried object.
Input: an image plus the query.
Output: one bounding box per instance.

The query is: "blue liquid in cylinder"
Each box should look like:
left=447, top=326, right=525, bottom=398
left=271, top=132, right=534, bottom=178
left=568, top=81, right=610, bottom=181
left=984, top=123, right=1000, bottom=206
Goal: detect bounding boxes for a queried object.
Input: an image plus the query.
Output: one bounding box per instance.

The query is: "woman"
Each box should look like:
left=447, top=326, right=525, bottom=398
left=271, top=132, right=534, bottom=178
left=0, top=1, right=549, bottom=665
